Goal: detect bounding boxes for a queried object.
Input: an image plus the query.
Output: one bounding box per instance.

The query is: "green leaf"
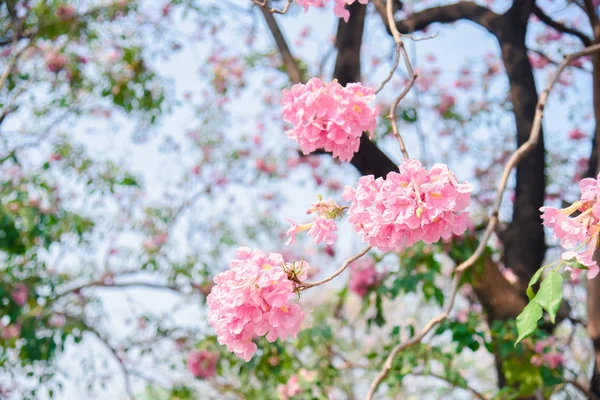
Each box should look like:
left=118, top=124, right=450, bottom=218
left=534, top=271, right=563, bottom=324
left=515, top=302, right=543, bottom=345
left=120, top=176, right=139, bottom=187
left=526, top=266, right=546, bottom=300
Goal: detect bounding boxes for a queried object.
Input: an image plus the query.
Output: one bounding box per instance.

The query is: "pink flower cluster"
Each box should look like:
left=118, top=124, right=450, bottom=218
left=342, top=159, right=472, bottom=251
left=282, top=77, right=377, bottom=162
left=530, top=337, right=565, bottom=369
left=11, top=284, right=28, bottom=307
left=540, top=173, right=600, bottom=280
left=207, top=248, right=309, bottom=361
left=296, top=0, right=369, bottom=22
left=348, top=258, right=383, bottom=298
left=277, top=369, right=317, bottom=400
left=286, top=198, right=344, bottom=246
left=186, top=350, right=219, bottom=379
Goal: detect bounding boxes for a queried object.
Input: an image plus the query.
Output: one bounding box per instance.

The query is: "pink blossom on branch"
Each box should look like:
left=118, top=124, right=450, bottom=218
left=277, top=369, right=317, bottom=400
left=568, top=128, right=586, bottom=140
left=10, top=284, right=28, bottom=307
left=282, top=77, right=377, bottom=162
left=530, top=337, right=565, bottom=369
left=540, top=173, right=600, bottom=279
left=207, top=248, right=309, bottom=361
left=307, top=216, right=337, bottom=245
left=186, top=350, right=219, bottom=379
left=285, top=198, right=344, bottom=246
left=348, top=258, right=383, bottom=297
left=343, top=159, right=472, bottom=251
left=296, top=0, right=369, bottom=22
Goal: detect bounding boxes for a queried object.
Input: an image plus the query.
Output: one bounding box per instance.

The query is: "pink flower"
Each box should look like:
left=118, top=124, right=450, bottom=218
left=299, top=368, right=317, bottom=382
left=282, top=77, right=377, bottom=162
left=563, top=248, right=599, bottom=280
left=187, top=350, right=219, bottom=379
left=437, top=93, right=455, bottom=115
left=256, top=158, right=277, bottom=174
left=48, top=153, right=62, bottom=162
left=277, top=375, right=302, bottom=400
left=285, top=219, right=311, bottom=246
left=456, top=309, right=469, bottom=323
left=45, top=51, right=68, bottom=73
left=530, top=354, right=543, bottom=367
left=277, top=369, right=317, bottom=400
left=286, top=198, right=344, bottom=246
left=540, top=173, right=600, bottom=280
left=11, top=284, right=28, bottom=307
left=295, top=0, right=369, bottom=22
left=529, top=53, right=549, bottom=69
left=348, top=258, right=382, bottom=297
left=1, top=324, right=20, bottom=340
left=143, top=233, right=169, bottom=252
left=56, top=4, right=76, bottom=20
left=48, top=314, right=66, bottom=328
left=532, top=337, right=565, bottom=369
left=544, top=353, right=565, bottom=369
left=307, top=217, right=337, bottom=245
left=568, top=128, right=586, bottom=140
left=343, top=159, right=472, bottom=251
left=540, top=207, right=587, bottom=248
left=207, top=248, right=308, bottom=361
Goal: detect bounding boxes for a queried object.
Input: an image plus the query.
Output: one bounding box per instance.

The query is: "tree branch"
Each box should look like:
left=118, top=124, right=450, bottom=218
left=69, top=316, right=134, bottom=400
left=409, top=372, right=488, bottom=400
left=583, top=0, right=600, bottom=30
left=299, top=246, right=371, bottom=290
left=54, top=280, right=182, bottom=300
left=259, top=7, right=303, bottom=83
left=252, top=0, right=292, bottom=14
left=366, top=42, right=600, bottom=400
left=332, top=2, right=399, bottom=177
left=381, top=0, right=417, bottom=159
left=532, top=4, right=592, bottom=46
left=373, top=0, right=499, bottom=36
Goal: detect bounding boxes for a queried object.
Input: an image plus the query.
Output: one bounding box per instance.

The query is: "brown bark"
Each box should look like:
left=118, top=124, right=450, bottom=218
left=260, top=8, right=303, bottom=84
left=374, top=0, right=544, bottom=393
left=261, top=3, right=398, bottom=177
left=333, top=2, right=398, bottom=177
left=264, top=0, right=548, bottom=394
left=586, top=5, right=600, bottom=395
left=495, top=1, right=547, bottom=288
left=532, top=4, right=592, bottom=47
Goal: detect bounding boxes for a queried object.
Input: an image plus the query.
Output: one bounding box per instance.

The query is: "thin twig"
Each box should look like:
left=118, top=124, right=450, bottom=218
left=529, top=48, right=592, bottom=73
left=384, top=0, right=417, bottom=159
left=252, top=0, right=292, bottom=15
left=564, top=379, right=600, bottom=400
left=365, top=42, right=600, bottom=400
left=375, top=43, right=401, bottom=95
left=456, top=43, right=600, bottom=273
left=0, top=43, right=29, bottom=91
left=259, top=6, right=303, bottom=83
left=532, top=4, right=592, bottom=46
left=299, top=246, right=371, bottom=290
left=54, top=280, right=182, bottom=300
left=366, top=273, right=461, bottom=399
left=409, top=372, right=487, bottom=400
left=74, top=318, right=134, bottom=400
